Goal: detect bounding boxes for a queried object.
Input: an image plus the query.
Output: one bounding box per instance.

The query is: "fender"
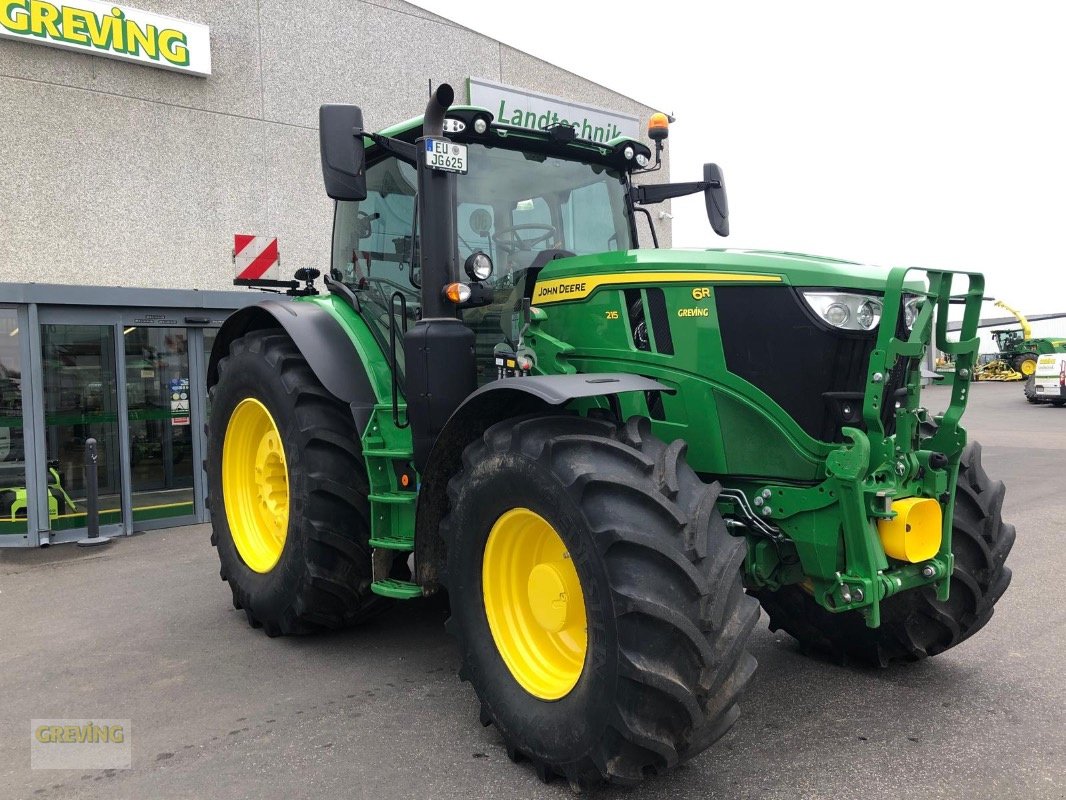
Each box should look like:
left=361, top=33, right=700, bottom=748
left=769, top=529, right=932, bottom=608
left=413, top=373, right=669, bottom=592
left=208, top=300, right=378, bottom=431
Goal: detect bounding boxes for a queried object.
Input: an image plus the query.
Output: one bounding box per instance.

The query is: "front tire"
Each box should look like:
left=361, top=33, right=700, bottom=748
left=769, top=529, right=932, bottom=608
left=752, top=440, right=1015, bottom=666
left=207, top=329, right=384, bottom=636
left=1014, top=354, right=1037, bottom=378
left=441, top=415, right=758, bottom=787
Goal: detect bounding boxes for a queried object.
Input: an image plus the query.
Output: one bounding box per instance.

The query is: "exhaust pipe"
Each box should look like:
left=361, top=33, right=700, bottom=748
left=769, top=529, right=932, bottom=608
left=423, top=83, right=454, bottom=138
left=405, top=81, right=475, bottom=470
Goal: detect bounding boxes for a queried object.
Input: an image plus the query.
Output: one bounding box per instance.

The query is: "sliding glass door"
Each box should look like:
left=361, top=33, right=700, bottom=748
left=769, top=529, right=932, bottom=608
left=39, top=323, right=124, bottom=533
left=124, top=325, right=196, bottom=525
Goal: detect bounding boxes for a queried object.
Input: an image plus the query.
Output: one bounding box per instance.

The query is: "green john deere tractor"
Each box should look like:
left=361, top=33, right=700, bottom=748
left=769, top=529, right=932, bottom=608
left=206, top=83, right=1014, bottom=787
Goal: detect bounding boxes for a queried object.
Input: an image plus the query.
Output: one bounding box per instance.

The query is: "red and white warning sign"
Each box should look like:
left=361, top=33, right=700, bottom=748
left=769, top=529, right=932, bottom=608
left=233, top=234, right=280, bottom=281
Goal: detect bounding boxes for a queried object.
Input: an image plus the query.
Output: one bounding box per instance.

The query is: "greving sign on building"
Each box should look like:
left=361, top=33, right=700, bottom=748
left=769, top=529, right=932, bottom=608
left=468, top=77, right=638, bottom=144
left=0, top=1, right=211, bottom=76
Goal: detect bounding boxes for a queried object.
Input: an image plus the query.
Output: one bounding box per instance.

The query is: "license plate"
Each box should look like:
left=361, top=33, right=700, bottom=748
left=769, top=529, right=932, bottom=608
left=425, top=138, right=468, bottom=174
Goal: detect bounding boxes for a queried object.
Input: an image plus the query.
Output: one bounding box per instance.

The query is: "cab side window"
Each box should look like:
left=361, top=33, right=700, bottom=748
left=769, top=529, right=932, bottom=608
left=331, top=158, right=419, bottom=291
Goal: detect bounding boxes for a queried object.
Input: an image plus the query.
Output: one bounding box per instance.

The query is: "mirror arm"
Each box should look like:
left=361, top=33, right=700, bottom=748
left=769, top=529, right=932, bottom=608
left=631, top=180, right=717, bottom=205
left=367, top=132, right=418, bottom=167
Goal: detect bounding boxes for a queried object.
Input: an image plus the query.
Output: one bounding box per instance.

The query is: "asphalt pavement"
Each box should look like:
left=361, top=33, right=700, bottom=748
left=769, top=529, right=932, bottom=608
left=1, top=382, right=1063, bottom=799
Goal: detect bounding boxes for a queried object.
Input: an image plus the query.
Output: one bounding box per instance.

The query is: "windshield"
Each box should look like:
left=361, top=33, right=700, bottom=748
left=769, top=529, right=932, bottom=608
left=332, top=142, right=633, bottom=381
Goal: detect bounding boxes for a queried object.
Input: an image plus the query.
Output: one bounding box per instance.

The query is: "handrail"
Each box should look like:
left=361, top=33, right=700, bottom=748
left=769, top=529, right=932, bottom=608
left=389, top=291, right=410, bottom=429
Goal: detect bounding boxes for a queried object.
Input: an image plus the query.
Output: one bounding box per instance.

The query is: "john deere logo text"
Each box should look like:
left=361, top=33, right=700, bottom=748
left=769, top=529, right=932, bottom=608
left=0, top=1, right=211, bottom=75
left=534, top=280, right=587, bottom=301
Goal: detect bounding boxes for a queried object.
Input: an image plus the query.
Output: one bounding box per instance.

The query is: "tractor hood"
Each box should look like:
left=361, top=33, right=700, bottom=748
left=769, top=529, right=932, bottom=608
left=533, top=248, right=915, bottom=296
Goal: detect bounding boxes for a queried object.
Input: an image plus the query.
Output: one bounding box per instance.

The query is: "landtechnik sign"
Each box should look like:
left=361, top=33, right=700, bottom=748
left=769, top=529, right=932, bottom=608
left=468, top=77, right=638, bottom=144
left=0, top=1, right=211, bottom=75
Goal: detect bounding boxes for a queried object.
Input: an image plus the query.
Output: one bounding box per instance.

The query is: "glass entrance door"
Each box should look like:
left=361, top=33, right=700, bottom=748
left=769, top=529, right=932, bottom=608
left=124, top=326, right=196, bottom=525
left=40, top=324, right=124, bottom=533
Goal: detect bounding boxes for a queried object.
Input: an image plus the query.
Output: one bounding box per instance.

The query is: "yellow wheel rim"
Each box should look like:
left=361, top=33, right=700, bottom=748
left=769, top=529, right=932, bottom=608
left=482, top=508, right=587, bottom=700
left=222, top=398, right=289, bottom=573
left=1020, top=359, right=1036, bottom=376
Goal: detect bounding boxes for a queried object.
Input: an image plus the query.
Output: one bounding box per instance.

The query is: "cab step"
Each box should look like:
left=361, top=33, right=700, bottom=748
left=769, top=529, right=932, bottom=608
left=370, top=579, right=423, bottom=599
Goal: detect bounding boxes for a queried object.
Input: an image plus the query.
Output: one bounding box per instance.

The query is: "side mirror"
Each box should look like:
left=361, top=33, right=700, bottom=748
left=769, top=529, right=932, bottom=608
left=319, top=104, right=368, bottom=201
left=703, top=163, right=729, bottom=237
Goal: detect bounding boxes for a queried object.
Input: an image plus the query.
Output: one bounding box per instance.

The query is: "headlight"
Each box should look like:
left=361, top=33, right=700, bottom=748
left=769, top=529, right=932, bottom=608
left=464, top=251, right=493, bottom=281
left=856, top=299, right=882, bottom=330
left=623, top=145, right=635, bottom=161
left=902, top=295, right=922, bottom=330
left=802, top=291, right=883, bottom=331
left=635, top=153, right=649, bottom=167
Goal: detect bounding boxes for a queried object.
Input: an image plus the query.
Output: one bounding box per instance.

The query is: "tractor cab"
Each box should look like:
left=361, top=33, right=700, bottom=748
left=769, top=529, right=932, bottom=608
left=991, top=327, right=1023, bottom=351
left=330, top=113, right=639, bottom=384
left=325, top=99, right=726, bottom=391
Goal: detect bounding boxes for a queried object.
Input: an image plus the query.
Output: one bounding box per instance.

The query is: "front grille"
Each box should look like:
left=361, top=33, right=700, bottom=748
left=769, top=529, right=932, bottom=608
left=716, top=286, right=886, bottom=442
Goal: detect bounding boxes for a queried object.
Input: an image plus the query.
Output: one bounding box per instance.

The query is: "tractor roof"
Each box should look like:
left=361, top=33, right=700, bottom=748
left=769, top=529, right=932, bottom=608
left=365, top=105, right=649, bottom=172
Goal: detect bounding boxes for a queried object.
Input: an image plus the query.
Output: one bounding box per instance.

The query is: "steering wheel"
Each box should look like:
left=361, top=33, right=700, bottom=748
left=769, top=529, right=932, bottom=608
left=492, top=223, right=559, bottom=254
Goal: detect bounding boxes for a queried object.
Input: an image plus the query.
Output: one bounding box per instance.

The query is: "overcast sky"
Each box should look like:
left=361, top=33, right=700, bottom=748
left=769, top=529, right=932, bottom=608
left=410, top=0, right=1066, bottom=342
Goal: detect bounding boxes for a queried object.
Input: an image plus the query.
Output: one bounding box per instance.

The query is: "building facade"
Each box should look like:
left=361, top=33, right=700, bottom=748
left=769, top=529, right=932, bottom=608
left=0, top=0, right=668, bottom=545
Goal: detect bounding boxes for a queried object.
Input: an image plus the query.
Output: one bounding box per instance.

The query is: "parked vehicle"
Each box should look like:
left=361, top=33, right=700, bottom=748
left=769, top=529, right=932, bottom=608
left=205, top=83, right=1014, bottom=787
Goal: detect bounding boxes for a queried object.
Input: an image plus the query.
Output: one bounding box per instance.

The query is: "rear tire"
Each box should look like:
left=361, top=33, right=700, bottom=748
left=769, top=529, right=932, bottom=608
left=441, top=415, right=758, bottom=787
left=751, top=440, right=1014, bottom=666
left=207, top=329, right=385, bottom=636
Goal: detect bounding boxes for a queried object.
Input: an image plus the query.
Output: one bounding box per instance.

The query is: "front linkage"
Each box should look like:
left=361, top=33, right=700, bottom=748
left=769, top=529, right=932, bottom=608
left=729, top=268, right=984, bottom=628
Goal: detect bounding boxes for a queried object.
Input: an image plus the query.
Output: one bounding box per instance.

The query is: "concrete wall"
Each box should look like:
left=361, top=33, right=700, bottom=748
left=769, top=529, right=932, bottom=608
left=0, top=0, right=669, bottom=293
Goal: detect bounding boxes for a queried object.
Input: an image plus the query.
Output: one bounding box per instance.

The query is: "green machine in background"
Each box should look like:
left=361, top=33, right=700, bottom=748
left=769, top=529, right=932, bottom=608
left=205, top=84, right=1014, bottom=787
left=987, top=299, right=1066, bottom=380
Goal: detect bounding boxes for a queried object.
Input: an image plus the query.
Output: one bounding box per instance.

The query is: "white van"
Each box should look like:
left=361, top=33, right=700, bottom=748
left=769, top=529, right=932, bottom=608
left=1031, top=353, right=1066, bottom=405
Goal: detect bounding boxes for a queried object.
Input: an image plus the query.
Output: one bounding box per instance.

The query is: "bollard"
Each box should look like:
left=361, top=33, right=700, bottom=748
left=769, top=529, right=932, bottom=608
left=77, top=437, right=112, bottom=547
